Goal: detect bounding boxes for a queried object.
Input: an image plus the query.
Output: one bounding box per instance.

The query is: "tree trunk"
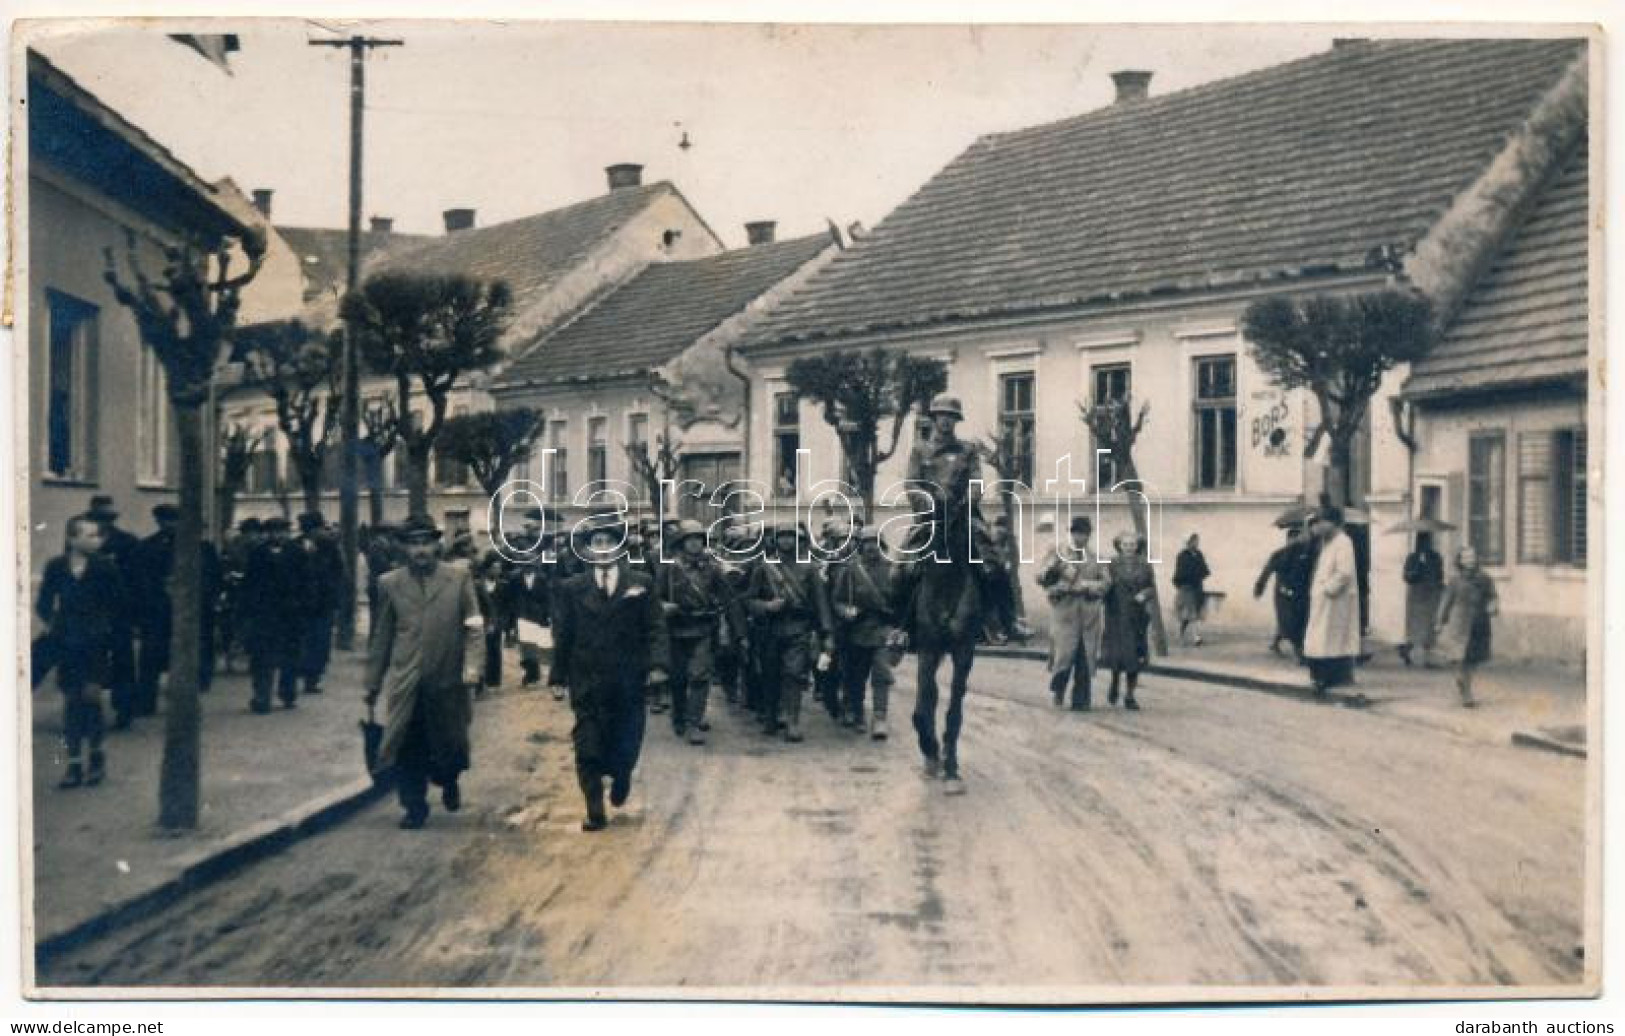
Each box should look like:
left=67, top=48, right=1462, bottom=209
left=300, top=460, right=322, bottom=516
left=160, top=403, right=206, bottom=830
left=368, top=483, right=386, bottom=527
left=1118, top=453, right=1170, bottom=657
left=1327, top=432, right=1354, bottom=508
left=405, top=442, right=431, bottom=519
left=214, top=484, right=237, bottom=544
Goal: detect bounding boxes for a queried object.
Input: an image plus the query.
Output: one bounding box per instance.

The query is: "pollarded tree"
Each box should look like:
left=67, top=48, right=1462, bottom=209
left=215, top=422, right=264, bottom=540
left=1242, top=290, right=1434, bottom=507
left=341, top=273, right=513, bottom=518
left=236, top=319, right=341, bottom=514
left=104, top=224, right=266, bottom=831
left=625, top=428, right=682, bottom=514
left=784, top=348, right=948, bottom=516
left=435, top=408, right=545, bottom=498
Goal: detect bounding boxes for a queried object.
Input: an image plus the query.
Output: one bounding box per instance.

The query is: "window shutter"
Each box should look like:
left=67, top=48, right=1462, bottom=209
left=1517, top=432, right=1554, bottom=564
left=1446, top=470, right=1466, bottom=558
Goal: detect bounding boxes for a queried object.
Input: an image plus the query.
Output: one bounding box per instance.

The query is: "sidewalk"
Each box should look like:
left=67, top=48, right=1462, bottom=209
left=987, top=627, right=1589, bottom=756
left=30, top=647, right=379, bottom=951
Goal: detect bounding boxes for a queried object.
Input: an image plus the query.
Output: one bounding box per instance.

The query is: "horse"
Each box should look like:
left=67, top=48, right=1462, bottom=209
left=894, top=485, right=995, bottom=792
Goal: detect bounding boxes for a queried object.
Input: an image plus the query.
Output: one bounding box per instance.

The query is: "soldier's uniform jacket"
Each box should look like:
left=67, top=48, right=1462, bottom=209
left=658, top=552, right=746, bottom=642
left=904, top=434, right=983, bottom=498
left=830, top=554, right=897, bottom=649
left=745, top=556, right=833, bottom=637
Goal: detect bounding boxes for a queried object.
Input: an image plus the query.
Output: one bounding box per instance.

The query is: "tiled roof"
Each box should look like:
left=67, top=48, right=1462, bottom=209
left=1406, top=138, right=1589, bottom=398
left=368, top=183, right=683, bottom=321
left=745, top=38, right=1585, bottom=350
left=274, top=226, right=431, bottom=301
left=496, top=234, right=832, bottom=386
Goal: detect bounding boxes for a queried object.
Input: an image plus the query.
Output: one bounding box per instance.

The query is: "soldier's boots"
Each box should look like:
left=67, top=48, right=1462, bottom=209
left=581, top=777, right=608, bottom=832
left=58, top=761, right=83, bottom=790
left=870, top=714, right=889, bottom=740
left=86, top=750, right=105, bottom=787
left=442, top=778, right=461, bottom=812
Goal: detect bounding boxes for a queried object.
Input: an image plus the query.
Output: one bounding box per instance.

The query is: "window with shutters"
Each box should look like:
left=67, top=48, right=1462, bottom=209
left=1468, top=431, right=1506, bottom=566
left=1519, top=428, right=1587, bottom=566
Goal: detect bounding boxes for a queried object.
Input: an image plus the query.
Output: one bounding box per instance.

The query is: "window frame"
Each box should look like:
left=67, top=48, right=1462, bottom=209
left=996, top=370, right=1036, bottom=487
left=1090, top=361, right=1133, bottom=490
left=546, top=419, right=569, bottom=502
left=771, top=389, right=801, bottom=498
left=43, top=289, right=101, bottom=484
left=1190, top=353, right=1238, bottom=492
left=1467, top=430, right=1507, bottom=567
left=587, top=415, right=609, bottom=487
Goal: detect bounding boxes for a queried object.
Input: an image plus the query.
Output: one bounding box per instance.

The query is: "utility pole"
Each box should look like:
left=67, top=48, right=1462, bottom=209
left=310, top=33, right=401, bottom=650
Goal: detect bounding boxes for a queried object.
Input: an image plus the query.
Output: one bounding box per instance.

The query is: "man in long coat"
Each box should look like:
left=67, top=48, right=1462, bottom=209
left=1036, top=515, right=1110, bottom=710
left=240, top=516, right=304, bottom=712
left=1253, top=525, right=1314, bottom=660
left=550, top=512, right=670, bottom=831
left=1303, top=506, right=1360, bottom=695
left=365, top=515, right=483, bottom=830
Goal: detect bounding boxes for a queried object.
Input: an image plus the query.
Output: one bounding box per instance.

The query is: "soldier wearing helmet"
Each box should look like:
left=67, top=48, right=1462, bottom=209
left=904, top=393, right=984, bottom=525
left=656, top=519, right=746, bottom=745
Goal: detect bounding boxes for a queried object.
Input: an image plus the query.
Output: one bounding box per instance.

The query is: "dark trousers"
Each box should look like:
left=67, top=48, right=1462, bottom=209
left=1049, top=652, right=1093, bottom=708
left=912, top=639, right=975, bottom=770
left=716, top=641, right=742, bottom=703
left=483, top=630, right=503, bottom=687
left=108, top=624, right=136, bottom=724
left=299, top=612, right=335, bottom=689
left=57, top=650, right=106, bottom=760
left=761, top=629, right=812, bottom=731
left=249, top=620, right=299, bottom=707
left=136, top=615, right=217, bottom=714
left=840, top=641, right=895, bottom=720
left=570, top=680, right=647, bottom=791
left=669, top=634, right=715, bottom=733
left=395, top=694, right=456, bottom=816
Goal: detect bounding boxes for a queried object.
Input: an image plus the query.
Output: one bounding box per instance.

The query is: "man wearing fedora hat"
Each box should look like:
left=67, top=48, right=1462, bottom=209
left=366, top=515, right=484, bottom=829
left=551, top=510, right=670, bottom=830
left=239, top=515, right=304, bottom=712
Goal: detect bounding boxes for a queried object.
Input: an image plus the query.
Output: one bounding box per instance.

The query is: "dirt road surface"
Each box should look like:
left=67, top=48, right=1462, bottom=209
left=36, top=656, right=1587, bottom=996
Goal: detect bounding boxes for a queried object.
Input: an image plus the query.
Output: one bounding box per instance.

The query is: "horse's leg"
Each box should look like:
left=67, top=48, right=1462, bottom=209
left=913, top=645, right=943, bottom=766
left=942, top=638, right=976, bottom=778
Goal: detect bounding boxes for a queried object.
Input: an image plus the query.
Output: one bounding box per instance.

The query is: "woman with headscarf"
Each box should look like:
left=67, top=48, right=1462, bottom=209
left=1100, top=531, right=1155, bottom=710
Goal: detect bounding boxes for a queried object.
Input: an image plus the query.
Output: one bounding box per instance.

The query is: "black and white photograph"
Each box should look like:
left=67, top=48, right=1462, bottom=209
left=5, top=9, right=1608, bottom=1012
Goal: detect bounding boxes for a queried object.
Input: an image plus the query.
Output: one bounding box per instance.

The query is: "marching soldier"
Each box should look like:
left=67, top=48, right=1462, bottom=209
left=814, top=516, right=856, bottom=722
left=657, top=519, right=746, bottom=745
left=830, top=525, right=899, bottom=738
left=550, top=511, right=670, bottom=831
left=713, top=525, right=753, bottom=708
left=743, top=522, right=834, bottom=743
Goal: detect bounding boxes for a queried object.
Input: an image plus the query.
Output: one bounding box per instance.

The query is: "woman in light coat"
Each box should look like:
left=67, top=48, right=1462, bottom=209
left=1302, top=506, right=1360, bottom=695
left=1036, top=515, right=1110, bottom=710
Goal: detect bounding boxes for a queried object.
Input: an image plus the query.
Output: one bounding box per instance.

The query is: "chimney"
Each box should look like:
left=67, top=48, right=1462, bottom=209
left=1110, top=70, right=1153, bottom=104
left=606, top=163, right=644, bottom=192
left=369, top=216, right=394, bottom=234
left=745, top=221, right=777, bottom=246
left=251, top=189, right=273, bottom=218
left=442, top=208, right=476, bottom=233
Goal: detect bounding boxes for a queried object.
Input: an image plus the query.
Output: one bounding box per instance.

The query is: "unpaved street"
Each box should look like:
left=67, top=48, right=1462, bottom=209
left=37, top=657, right=1587, bottom=995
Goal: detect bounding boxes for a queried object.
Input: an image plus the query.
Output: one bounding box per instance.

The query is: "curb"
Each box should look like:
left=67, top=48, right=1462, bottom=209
left=35, top=776, right=386, bottom=967
left=1510, top=730, right=1587, bottom=759
left=978, top=645, right=1369, bottom=708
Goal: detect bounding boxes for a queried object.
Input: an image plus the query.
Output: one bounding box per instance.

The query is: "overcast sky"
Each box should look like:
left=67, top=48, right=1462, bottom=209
left=32, top=21, right=1342, bottom=248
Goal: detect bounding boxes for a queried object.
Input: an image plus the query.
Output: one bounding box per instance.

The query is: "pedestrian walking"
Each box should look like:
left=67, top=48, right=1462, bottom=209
left=239, top=516, right=303, bottom=712
left=507, top=550, right=552, bottom=688
left=1100, top=531, right=1155, bottom=710
left=85, top=495, right=140, bottom=729
left=474, top=553, right=508, bottom=690
left=1037, top=515, right=1110, bottom=710
left=830, top=525, right=899, bottom=738
left=36, top=515, right=124, bottom=788
left=1400, top=532, right=1446, bottom=668
left=1303, top=506, right=1360, bottom=695
left=131, top=503, right=221, bottom=713
left=550, top=511, right=670, bottom=831
left=293, top=512, right=343, bottom=697
left=656, top=519, right=745, bottom=745
left=1435, top=545, right=1498, bottom=708
left=363, top=522, right=399, bottom=635
left=814, top=516, right=855, bottom=722
left=1253, top=525, right=1314, bottom=660
left=219, top=518, right=261, bottom=675
left=1172, top=532, right=1210, bottom=646
left=743, top=523, right=834, bottom=742
left=364, top=515, right=484, bottom=830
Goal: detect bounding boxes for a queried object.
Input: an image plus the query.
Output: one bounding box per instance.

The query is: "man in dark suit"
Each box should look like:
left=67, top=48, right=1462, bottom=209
left=507, top=547, right=552, bottom=688
left=550, top=511, right=669, bottom=832
left=132, top=503, right=221, bottom=715
left=85, top=495, right=140, bottom=729
left=293, top=512, right=343, bottom=696
left=239, top=516, right=303, bottom=712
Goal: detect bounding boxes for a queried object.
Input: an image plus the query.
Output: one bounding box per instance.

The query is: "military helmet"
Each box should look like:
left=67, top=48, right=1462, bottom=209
left=926, top=393, right=965, bottom=421
left=675, top=518, right=707, bottom=542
